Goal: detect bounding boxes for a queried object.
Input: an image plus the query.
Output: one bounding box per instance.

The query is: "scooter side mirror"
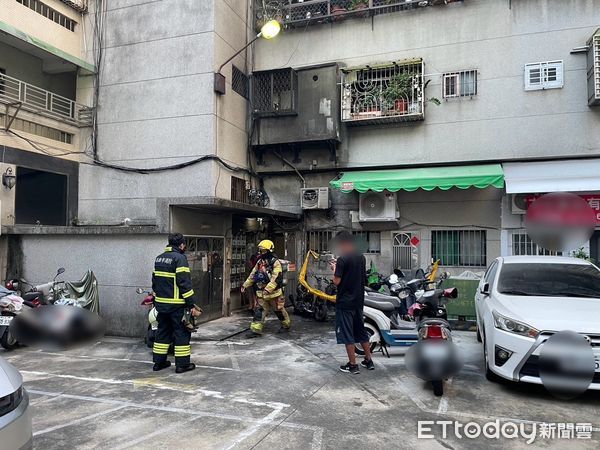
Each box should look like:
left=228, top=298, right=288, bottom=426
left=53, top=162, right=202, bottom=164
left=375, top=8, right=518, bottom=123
left=57, top=268, right=66, bottom=275
left=480, top=283, right=490, bottom=296
left=135, top=287, right=144, bottom=294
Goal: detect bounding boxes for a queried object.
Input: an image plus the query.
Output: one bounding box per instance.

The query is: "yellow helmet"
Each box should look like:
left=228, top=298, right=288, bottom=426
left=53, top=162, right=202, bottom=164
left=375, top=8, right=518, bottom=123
left=258, top=239, right=275, bottom=252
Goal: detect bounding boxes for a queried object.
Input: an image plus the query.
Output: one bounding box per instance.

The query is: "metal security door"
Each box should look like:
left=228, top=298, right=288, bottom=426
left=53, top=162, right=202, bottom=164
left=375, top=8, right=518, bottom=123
left=184, top=236, right=224, bottom=322
left=392, top=232, right=417, bottom=272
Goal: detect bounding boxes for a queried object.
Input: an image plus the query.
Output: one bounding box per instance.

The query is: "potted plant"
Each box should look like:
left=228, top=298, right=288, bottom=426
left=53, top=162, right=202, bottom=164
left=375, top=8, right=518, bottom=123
left=349, top=0, right=369, bottom=17
left=353, top=95, right=382, bottom=118
left=331, top=0, right=348, bottom=18
left=383, top=72, right=413, bottom=114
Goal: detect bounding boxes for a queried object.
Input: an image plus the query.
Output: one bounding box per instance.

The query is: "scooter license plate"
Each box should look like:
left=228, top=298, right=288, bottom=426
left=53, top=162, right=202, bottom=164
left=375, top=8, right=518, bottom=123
left=0, top=316, right=13, bottom=326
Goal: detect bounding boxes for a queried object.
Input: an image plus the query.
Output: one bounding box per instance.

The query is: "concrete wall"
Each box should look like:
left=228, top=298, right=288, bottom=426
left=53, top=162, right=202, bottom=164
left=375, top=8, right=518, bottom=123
left=20, top=234, right=166, bottom=337
left=253, top=0, right=600, bottom=170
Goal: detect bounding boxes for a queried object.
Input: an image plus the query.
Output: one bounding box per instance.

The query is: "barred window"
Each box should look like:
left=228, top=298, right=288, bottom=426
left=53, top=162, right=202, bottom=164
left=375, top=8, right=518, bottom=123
left=352, top=231, right=381, bottom=254
left=252, top=68, right=298, bottom=116
left=232, top=66, right=249, bottom=100
left=306, top=231, right=335, bottom=254
left=431, top=230, right=487, bottom=267
left=16, top=0, right=77, bottom=32
left=442, top=70, right=477, bottom=99
left=230, top=176, right=248, bottom=203
left=524, top=61, right=563, bottom=91
left=510, top=231, right=562, bottom=256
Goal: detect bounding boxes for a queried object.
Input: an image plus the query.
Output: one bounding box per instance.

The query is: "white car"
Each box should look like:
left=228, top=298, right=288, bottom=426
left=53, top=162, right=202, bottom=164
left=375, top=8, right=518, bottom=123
left=0, top=356, right=32, bottom=449
left=475, top=256, right=600, bottom=389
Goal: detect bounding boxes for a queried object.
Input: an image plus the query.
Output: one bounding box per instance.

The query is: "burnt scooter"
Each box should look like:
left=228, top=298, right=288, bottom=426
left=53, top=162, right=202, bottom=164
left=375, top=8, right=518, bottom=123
left=290, top=272, right=336, bottom=322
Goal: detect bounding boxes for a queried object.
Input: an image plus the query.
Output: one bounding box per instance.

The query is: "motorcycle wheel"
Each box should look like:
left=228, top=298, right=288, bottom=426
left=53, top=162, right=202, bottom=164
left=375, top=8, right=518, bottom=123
left=432, top=380, right=444, bottom=396
left=1, top=329, right=19, bottom=350
left=355, top=322, right=380, bottom=356
left=314, top=303, right=328, bottom=322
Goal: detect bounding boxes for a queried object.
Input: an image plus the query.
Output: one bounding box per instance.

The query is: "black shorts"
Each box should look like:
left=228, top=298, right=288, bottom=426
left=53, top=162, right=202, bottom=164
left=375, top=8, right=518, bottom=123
left=335, top=308, right=369, bottom=345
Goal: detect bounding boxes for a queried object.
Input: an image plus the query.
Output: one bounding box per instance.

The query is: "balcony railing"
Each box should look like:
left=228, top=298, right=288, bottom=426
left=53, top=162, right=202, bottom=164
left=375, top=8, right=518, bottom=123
left=254, top=0, right=463, bottom=30
left=341, top=59, right=425, bottom=125
left=0, top=73, right=92, bottom=126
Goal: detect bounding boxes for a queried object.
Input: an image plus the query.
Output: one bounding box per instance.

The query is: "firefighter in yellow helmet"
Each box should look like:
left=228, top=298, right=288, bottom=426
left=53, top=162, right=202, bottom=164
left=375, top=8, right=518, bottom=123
left=241, top=239, right=291, bottom=336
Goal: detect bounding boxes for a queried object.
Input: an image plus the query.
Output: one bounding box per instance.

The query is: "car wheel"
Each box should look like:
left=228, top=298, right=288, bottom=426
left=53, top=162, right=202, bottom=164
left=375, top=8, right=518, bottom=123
left=483, top=337, right=503, bottom=383
left=432, top=379, right=444, bottom=396
left=355, top=321, right=380, bottom=356
left=1, top=329, right=19, bottom=350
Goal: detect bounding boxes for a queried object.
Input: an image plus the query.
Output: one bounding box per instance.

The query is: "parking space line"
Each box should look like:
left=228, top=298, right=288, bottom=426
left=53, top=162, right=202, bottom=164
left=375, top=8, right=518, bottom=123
left=114, top=414, right=204, bottom=450
left=23, top=371, right=289, bottom=409
left=224, top=407, right=284, bottom=450
left=33, top=405, right=128, bottom=436
left=20, top=351, right=239, bottom=371
left=27, top=389, right=323, bottom=447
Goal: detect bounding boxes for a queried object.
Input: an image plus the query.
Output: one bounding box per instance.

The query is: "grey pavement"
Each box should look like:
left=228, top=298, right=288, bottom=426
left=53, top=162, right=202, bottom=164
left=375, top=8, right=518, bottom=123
left=2, top=312, right=600, bottom=449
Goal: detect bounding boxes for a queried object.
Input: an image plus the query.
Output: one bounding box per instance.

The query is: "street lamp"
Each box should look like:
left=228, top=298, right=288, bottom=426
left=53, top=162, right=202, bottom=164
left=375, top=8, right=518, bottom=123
left=214, top=20, right=281, bottom=95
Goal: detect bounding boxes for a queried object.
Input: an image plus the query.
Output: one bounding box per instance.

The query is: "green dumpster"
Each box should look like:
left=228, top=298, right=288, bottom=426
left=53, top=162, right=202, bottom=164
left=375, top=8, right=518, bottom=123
left=443, top=277, right=481, bottom=321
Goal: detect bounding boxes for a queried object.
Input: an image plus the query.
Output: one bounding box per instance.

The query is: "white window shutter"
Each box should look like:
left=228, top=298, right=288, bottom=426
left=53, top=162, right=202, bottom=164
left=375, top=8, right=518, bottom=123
left=524, top=63, right=543, bottom=91
left=545, top=61, right=564, bottom=88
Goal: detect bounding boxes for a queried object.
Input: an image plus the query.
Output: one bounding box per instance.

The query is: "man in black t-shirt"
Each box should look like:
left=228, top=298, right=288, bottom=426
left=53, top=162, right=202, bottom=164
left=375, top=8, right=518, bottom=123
left=332, top=231, right=374, bottom=374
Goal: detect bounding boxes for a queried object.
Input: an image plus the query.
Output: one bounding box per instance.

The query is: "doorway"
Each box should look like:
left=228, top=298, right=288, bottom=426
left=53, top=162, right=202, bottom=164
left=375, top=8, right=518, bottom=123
left=392, top=232, right=419, bottom=273
left=184, top=236, right=224, bottom=322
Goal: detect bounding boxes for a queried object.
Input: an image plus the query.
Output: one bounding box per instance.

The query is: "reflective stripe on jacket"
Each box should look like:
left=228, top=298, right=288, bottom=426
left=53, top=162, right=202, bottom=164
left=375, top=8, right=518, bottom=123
left=243, top=257, right=283, bottom=300
left=152, top=246, right=195, bottom=306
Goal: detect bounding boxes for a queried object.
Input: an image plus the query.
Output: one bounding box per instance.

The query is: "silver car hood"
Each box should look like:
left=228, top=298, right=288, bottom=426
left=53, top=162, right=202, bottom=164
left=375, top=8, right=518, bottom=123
left=0, top=356, right=23, bottom=396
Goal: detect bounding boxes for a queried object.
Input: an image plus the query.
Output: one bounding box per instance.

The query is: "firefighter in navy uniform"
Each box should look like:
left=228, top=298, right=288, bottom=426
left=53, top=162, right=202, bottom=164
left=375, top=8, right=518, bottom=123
left=152, top=233, right=200, bottom=373
left=241, top=239, right=291, bottom=336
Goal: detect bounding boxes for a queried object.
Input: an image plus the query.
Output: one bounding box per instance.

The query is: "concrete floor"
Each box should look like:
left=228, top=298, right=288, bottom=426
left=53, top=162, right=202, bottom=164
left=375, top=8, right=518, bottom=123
left=2, top=312, right=600, bottom=449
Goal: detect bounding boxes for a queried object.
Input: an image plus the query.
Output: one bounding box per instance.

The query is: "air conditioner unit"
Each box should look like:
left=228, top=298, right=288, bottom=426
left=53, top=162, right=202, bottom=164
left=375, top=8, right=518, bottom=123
left=511, top=194, right=529, bottom=214
left=301, top=187, right=330, bottom=210
left=359, top=192, right=398, bottom=222
left=587, top=29, right=600, bottom=106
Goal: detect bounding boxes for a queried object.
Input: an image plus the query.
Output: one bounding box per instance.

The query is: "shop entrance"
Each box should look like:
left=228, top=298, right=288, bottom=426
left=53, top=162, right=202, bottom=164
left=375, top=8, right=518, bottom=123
left=184, top=236, right=224, bottom=322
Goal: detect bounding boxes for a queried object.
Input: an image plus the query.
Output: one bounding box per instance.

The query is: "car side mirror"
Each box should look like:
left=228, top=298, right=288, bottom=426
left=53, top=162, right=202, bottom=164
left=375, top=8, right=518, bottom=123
left=480, top=283, right=490, bottom=296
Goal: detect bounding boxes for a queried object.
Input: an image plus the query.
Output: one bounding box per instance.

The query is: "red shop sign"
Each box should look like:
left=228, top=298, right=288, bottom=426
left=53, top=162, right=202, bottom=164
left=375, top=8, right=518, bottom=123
left=525, top=194, right=600, bottom=224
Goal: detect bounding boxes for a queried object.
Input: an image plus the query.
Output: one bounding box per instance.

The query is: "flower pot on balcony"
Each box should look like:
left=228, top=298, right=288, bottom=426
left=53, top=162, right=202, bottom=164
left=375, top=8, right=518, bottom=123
left=394, top=99, right=408, bottom=114
left=331, top=5, right=347, bottom=20
left=349, top=0, right=369, bottom=17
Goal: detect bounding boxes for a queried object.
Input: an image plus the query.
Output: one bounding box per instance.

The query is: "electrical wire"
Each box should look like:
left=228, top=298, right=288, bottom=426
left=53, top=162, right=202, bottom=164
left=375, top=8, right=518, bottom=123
left=3, top=129, right=88, bottom=157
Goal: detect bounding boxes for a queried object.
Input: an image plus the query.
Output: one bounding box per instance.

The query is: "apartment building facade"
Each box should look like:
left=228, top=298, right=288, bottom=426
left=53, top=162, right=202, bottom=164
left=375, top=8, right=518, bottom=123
left=250, top=0, right=600, bottom=275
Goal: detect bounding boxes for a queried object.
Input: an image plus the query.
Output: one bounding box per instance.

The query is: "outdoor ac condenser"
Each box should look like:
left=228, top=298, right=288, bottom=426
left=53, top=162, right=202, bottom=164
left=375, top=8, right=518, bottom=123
left=301, top=187, right=330, bottom=210
left=588, top=29, right=600, bottom=106
left=359, top=192, right=398, bottom=222
left=511, top=194, right=529, bottom=214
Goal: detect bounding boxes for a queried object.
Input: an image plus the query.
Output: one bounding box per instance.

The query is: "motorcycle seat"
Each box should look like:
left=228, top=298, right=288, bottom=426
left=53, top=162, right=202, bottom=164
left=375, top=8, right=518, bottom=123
left=22, top=291, right=42, bottom=302
left=365, top=291, right=403, bottom=309
left=364, top=297, right=396, bottom=312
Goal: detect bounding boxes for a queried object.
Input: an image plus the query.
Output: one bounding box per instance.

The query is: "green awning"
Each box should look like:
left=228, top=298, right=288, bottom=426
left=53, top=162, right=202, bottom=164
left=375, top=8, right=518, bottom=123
left=330, top=164, right=504, bottom=193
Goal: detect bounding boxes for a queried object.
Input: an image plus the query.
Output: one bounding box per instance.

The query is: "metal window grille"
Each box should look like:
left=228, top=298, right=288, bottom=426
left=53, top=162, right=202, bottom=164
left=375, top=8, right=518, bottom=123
left=16, top=0, right=77, bottom=31
left=352, top=231, right=381, bottom=254
left=230, top=176, right=249, bottom=204
left=341, top=59, right=424, bottom=124
left=510, top=231, right=562, bottom=256
left=0, top=114, right=73, bottom=143
left=254, top=1, right=464, bottom=30
left=232, top=66, right=249, bottom=100
left=306, top=231, right=335, bottom=254
left=442, top=70, right=477, bottom=99
left=431, top=230, right=487, bottom=267
left=524, top=61, right=564, bottom=91
left=252, top=68, right=298, bottom=116
left=589, top=30, right=600, bottom=105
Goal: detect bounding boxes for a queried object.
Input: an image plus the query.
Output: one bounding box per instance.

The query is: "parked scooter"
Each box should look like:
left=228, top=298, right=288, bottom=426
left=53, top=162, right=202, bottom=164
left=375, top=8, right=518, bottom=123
left=6, top=267, right=67, bottom=305
left=406, top=287, right=461, bottom=396
left=361, top=271, right=460, bottom=396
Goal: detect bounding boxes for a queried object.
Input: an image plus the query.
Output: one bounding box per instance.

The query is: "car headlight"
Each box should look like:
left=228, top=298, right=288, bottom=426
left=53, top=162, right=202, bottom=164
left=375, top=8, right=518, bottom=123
left=0, top=386, right=24, bottom=417
left=492, top=311, right=539, bottom=338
